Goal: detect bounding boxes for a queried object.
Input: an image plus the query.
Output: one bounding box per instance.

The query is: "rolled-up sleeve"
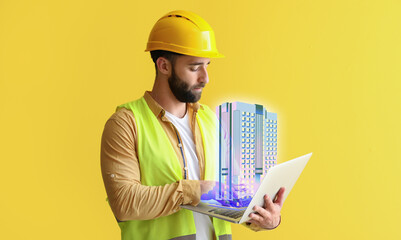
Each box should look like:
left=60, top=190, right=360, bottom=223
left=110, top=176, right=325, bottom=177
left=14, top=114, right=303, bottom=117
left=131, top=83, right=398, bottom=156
left=100, top=109, right=200, bottom=221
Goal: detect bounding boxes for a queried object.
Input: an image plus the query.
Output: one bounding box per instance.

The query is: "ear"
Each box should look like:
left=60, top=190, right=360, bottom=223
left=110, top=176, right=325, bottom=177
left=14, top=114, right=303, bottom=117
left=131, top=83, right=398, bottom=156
left=156, top=57, right=171, bottom=75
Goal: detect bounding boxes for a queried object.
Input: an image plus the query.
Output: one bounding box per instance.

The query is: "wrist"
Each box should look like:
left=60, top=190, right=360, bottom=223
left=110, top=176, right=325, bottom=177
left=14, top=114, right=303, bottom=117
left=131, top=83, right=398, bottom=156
left=180, top=180, right=200, bottom=205
left=265, top=215, right=281, bottom=230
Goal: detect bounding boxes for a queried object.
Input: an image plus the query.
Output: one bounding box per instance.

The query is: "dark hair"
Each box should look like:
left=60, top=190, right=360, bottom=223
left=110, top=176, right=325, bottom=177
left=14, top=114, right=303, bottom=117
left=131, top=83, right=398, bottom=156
left=150, top=50, right=182, bottom=73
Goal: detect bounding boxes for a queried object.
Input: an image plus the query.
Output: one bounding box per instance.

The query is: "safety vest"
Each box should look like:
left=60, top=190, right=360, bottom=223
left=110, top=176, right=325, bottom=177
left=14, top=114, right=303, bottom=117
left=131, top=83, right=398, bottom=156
left=117, top=97, right=232, bottom=240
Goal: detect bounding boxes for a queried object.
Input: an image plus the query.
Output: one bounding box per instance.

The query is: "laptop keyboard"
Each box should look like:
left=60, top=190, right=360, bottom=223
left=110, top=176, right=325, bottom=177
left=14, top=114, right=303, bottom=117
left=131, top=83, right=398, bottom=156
left=208, top=208, right=246, bottom=219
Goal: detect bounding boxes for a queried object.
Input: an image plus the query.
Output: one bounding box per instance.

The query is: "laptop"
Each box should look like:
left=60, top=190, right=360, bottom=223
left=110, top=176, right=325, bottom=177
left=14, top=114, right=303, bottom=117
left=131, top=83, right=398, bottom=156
left=181, top=153, right=312, bottom=224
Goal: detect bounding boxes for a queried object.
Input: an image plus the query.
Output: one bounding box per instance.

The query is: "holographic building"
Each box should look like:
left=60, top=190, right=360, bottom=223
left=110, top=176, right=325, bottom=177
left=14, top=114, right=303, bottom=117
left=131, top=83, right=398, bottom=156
left=216, top=102, right=277, bottom=203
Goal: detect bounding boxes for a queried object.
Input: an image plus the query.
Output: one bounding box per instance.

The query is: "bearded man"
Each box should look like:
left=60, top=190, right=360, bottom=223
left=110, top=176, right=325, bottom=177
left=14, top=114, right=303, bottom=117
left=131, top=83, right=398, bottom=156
left=101, top=10, right=283, bottom=240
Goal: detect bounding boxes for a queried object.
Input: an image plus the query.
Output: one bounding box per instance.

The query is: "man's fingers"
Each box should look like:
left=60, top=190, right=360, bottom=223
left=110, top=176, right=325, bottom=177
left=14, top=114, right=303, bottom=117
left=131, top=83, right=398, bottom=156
left=263, top=194, right=276, bottom=211
left=274, top=187, right=285, bottom=207
left=246, top=189, right=285, bottom=230
left=248, top=212, right=264, bottom=223
left=253, top=205, right=270, bottom=219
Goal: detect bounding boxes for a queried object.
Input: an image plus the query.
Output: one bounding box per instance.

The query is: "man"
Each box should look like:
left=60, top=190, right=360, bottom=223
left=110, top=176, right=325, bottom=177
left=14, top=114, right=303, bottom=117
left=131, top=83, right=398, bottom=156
left=101, top=10, right=284, bottom=240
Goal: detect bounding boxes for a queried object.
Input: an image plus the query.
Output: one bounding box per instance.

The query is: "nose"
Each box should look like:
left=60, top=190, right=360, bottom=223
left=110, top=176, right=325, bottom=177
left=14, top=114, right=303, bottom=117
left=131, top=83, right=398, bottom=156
left=199, top=66, right=209, bottom=84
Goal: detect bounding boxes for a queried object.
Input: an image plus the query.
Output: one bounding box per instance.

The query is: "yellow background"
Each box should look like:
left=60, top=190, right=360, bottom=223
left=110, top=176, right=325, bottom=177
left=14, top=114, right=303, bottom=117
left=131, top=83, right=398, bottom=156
left=1, top=0, right=400, bottom=239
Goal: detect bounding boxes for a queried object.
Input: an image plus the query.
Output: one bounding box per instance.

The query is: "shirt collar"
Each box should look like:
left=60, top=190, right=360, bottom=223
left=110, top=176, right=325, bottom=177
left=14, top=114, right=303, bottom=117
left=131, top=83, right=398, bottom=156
left=143, top=91, right=203, bottom=118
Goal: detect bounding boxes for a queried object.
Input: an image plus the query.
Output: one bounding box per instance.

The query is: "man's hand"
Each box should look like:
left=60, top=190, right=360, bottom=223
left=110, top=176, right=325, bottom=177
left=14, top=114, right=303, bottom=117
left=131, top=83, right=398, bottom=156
left=199, top=180, right=217, bottom=195
left=199, top=181, right=248, bottom=202
left=247, top=187, right=285, bottom=230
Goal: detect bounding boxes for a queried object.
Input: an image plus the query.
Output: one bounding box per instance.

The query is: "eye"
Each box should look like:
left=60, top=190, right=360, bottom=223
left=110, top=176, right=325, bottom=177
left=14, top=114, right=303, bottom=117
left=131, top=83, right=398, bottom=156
left=190, top=67, right=199, bottom=72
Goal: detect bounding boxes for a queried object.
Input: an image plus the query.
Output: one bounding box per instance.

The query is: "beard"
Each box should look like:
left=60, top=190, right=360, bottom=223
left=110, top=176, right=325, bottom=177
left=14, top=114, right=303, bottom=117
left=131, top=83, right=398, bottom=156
left=168, top=67, right=205, bottom=103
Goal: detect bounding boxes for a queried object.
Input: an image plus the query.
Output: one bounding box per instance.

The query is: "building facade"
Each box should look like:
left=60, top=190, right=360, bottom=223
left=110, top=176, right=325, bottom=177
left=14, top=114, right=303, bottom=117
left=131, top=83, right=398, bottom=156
left=216, top=102, right=277, bottom=204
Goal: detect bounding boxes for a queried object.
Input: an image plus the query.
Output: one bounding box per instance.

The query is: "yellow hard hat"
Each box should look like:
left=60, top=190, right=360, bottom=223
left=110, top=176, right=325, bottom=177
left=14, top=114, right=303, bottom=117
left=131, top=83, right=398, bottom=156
left=145, top=10, right=224, bottom=58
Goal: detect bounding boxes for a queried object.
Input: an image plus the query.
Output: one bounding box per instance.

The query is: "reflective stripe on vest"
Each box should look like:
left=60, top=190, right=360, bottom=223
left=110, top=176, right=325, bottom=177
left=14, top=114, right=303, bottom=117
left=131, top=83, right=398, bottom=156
left=117, top=97, right=231, bottom=240
left=169, top=234, right=232, bottom=240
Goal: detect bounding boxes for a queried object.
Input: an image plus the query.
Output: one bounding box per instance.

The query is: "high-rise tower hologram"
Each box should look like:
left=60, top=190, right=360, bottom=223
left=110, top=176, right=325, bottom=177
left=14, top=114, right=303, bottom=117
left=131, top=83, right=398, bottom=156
left=215, top=102, right=277, bottom=207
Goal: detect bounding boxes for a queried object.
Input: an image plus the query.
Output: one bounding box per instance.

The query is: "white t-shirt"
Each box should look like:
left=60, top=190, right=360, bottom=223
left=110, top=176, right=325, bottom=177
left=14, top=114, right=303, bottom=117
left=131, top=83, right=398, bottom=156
left=164, top=110, right=214, bottom=240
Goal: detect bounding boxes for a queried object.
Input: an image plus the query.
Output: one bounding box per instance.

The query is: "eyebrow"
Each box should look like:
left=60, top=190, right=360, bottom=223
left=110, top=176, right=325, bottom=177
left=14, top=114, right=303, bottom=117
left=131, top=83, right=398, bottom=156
left=188, top=61, right=211, bottom=66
